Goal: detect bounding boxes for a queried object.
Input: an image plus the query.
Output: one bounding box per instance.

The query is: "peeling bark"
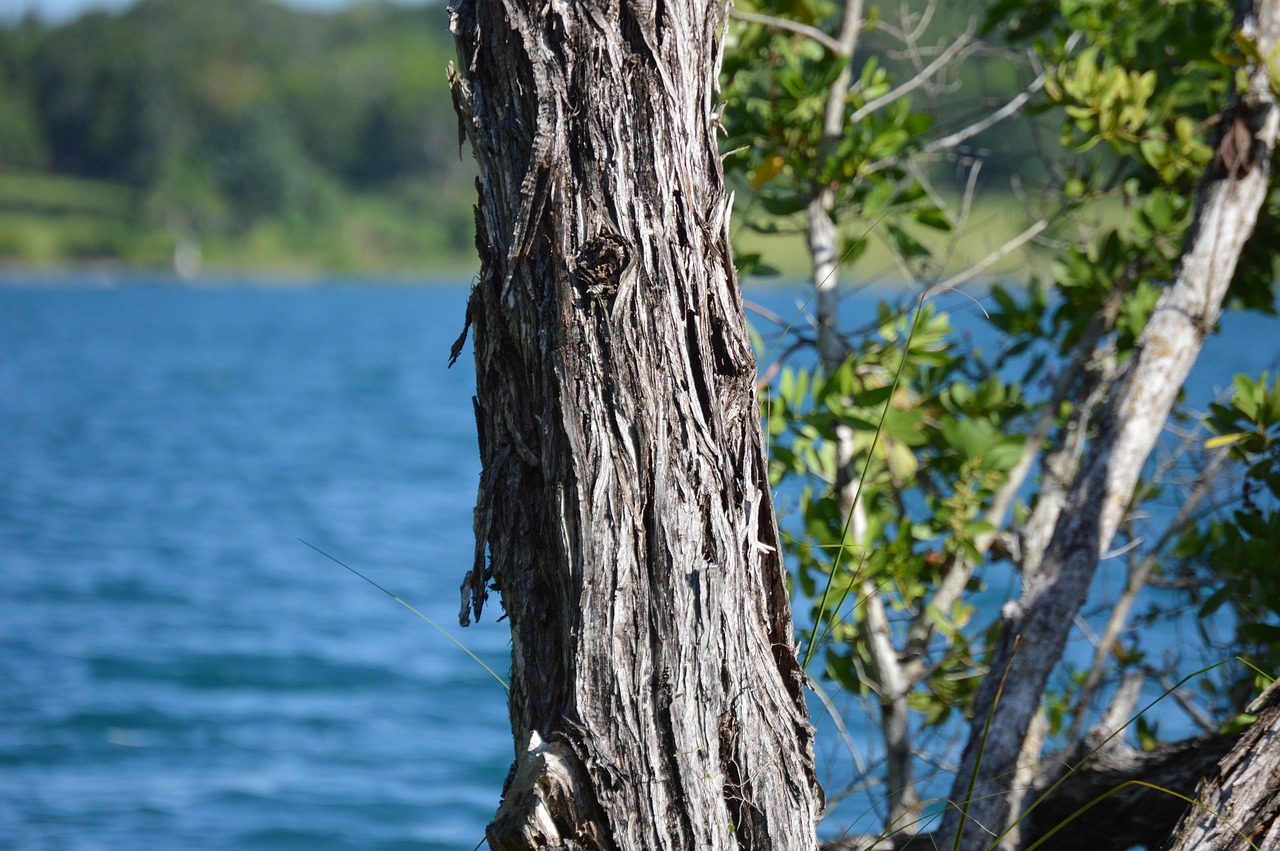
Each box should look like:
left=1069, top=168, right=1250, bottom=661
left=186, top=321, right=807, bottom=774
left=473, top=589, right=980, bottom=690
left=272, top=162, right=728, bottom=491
left=1161, top=680, right=1280, bottom=851
left=447, top=0, right=823, bottom=846
left=940, top=0, right=1280, bottom=846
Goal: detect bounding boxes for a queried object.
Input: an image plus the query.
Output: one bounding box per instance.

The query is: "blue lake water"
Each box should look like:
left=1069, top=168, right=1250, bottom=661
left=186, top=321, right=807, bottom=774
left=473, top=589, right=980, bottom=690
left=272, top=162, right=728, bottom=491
left=1, top=280, right=511, bottom=850
left=1, top=276, right=1276, bottom=849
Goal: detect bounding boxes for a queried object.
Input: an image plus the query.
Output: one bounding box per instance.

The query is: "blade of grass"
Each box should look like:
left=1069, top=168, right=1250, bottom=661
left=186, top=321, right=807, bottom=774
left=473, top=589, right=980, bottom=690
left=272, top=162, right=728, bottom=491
left=802, top=287, right=929, bottom=670
left=798, top=285, right=990, bottom=669
left=951, top=636, right=1020, bottom=851
left=1023, top=780, right=1260, bottom=851
left=299, top=539, right=510, bottom=691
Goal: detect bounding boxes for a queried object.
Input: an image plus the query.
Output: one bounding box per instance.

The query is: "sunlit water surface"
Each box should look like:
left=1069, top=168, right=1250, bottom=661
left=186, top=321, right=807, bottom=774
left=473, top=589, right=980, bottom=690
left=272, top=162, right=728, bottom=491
left=1, top=277, right=1274, bottom=848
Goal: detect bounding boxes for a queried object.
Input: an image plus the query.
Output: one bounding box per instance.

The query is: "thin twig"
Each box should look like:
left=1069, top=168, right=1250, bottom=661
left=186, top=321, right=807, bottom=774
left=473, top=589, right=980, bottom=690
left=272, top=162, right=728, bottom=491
left=933, top=219, right=1048, bottom=292
left=728, top=9, right=847, bottom=55
left=810, top=677, right=871, bottom=779
left=919, top=38, right=1077, bottom=156
left=1148, top=666, right=1220, bottom=734
left=849, top=24, right=977, bottom=125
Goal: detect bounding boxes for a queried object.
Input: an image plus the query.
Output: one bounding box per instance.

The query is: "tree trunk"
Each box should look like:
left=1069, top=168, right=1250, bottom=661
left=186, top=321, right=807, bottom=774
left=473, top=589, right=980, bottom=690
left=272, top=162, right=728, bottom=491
left=446, top=0, right=823, bottom=847
left=940, top=0, right=1280, bottom=847
left=1161, top=680, right=1280, bottom=851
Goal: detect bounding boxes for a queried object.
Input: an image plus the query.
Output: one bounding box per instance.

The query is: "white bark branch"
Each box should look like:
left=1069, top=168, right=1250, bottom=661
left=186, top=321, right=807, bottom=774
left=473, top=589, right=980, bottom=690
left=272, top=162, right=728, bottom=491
left=862, top=578, right=921, bottom=831
left=1068, top=447, right=1231, bottom=740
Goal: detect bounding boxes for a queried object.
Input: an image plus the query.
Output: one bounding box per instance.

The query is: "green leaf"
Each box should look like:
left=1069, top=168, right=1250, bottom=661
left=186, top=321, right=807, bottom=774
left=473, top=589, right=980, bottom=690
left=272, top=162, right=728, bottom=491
left=1233, top=29, right=1262, bottom=62
left=1220, top=713, right=1257, bottom=735
left=913, top=207, right=953, bottom=231
left=1241, top=623, right=1280, bottom=643
left=1205, top=432, right=1249, bottom=450
left=1135, top=716, right=1159, bottom=751
left=925, top=603, right=953, bottom=634
left=1200, top=585, right=1232, bottom=617
left=858, top=385, right=895, bottom=407
left=982, top=441, right=1024, bottom=472
left=888, top=440, right=919, bottom=479
left=759, top=190, right=808, bottom=216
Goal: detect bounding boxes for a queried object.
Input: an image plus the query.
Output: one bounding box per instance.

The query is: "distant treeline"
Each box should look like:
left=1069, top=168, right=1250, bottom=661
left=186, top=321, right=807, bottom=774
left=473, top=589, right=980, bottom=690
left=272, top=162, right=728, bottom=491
left=0, top=0, right=1040, bottom=274
left=0, top=0, right=477, bottom=272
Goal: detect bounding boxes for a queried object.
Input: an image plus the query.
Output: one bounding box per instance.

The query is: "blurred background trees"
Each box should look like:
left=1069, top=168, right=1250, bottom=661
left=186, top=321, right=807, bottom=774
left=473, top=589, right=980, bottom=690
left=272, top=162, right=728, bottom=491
left=0, top=0, right=475, bottom=271
left=0, top=0, right=1058, bottom=274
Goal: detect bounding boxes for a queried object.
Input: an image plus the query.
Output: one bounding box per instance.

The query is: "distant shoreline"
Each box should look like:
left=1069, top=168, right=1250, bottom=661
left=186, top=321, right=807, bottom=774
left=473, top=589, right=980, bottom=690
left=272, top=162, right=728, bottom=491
left=0, top=265, right=932, bottom=295
left=0, top=264, right=479, bottom=288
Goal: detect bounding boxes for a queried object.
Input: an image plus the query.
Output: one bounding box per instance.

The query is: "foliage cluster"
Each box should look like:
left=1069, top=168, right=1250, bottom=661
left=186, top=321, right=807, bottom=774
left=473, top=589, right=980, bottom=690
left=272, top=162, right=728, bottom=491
left=723, top=0, right=1280, bottom=837
left=1191, top=373, right=1280, bottom=706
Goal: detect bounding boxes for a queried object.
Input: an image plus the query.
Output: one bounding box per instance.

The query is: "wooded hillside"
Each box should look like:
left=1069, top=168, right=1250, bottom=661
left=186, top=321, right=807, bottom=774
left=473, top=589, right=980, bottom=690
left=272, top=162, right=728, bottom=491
left=0, top=0, right=476, bottom=272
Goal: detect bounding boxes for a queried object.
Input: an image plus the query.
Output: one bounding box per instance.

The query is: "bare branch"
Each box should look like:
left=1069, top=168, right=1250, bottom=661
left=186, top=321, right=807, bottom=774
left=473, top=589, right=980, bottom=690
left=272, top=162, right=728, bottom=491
left=1148, top=666, right=1220, bottom=734
left=824, top=0, right=867, bottom=136
left=849, top=24, right=977, bottom=125
left=809, top=678, right=871, bottom=781
left=1068, top=446, right=1232, bottom=738
left=932, top=218, right=1048, bottom=293
left=728, top=9, right=848, bottom=56
left=919, top=35, right=1080, bottom=156
left=812, top=0, right=866, bottom=367
left=921, top=77, right=1043, bottom=155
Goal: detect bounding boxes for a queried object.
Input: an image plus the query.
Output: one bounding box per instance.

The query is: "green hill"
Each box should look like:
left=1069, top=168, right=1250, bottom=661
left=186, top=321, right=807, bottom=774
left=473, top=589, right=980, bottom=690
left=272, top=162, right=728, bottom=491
left=0, top=0, right=478, bottom=275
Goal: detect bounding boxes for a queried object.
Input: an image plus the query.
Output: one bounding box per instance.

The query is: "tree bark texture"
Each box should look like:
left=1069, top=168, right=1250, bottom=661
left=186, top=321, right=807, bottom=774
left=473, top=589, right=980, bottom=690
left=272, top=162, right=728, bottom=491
left=446, top=0, right=823, bottom=847
left=1161, top=680, right=1280, bottom=851
left=940, top=1, right=1280, bottom=847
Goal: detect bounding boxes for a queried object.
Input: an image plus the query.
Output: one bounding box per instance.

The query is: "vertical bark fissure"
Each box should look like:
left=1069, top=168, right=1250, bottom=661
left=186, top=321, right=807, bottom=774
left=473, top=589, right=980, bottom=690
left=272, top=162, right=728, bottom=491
left=450, top=0, right=823, bottom=846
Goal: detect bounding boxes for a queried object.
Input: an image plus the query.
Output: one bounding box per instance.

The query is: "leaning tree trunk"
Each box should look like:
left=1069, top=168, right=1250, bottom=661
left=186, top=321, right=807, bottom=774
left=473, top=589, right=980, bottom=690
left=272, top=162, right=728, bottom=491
left=1160, top=680, right=1280, bottom=851
left=446, top=0, right=823, bottom=847
left=940, top=0, right=1280, bottom=847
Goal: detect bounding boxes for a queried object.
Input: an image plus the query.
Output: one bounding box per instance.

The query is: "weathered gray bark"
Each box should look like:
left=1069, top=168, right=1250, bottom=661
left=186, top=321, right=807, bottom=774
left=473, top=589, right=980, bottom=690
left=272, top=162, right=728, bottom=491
left=940, top=1, right=1280, bottom=847
left=1161, top=680, right=1280, bottom=851
left=446, top=0, right=822, bottom=847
